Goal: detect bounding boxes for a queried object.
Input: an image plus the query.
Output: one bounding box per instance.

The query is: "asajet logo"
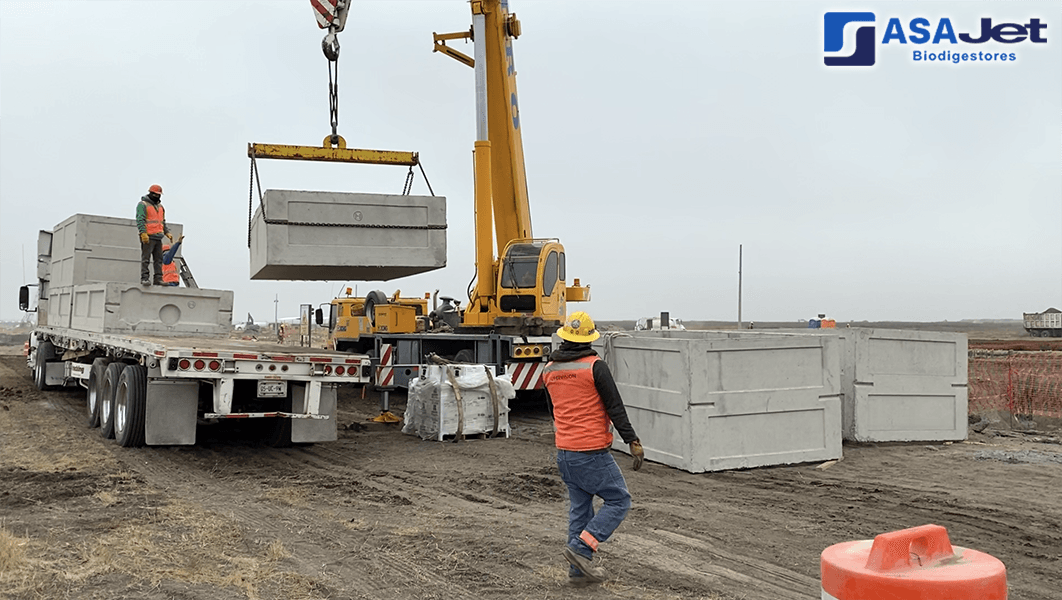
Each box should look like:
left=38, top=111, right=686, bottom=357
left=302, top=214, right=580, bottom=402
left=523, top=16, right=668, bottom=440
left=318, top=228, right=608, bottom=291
left=824, top=13, right=1048, bottom=66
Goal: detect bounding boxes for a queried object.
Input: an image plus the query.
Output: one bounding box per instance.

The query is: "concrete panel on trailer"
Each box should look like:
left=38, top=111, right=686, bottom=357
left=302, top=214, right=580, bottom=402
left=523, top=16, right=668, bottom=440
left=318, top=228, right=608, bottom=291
left=145, top=380, right=198, bottom=445
left=69, top=283, right=233, bottom=336
left=592, top=333, right=842, bottom=473
left=48, top=286, right=73, bottom=328
left=291, top=383, right=338, bottom=443
left=48, top=214, right=183, bottom=288
left=249, top=189, right=446, bottom=280
left=37, top=230, right=52, bottom=280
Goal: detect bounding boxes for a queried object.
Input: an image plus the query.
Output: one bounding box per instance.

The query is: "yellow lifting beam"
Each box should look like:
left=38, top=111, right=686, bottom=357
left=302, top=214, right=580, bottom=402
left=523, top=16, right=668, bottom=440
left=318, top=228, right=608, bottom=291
left=247, top=142, right=419, bottom=167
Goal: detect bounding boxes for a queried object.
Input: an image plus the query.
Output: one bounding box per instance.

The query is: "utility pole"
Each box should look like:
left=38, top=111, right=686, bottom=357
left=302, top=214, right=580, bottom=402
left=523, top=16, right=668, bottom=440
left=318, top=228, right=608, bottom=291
left=737, top=244, right=743, bottom=330
left=274, top=294, right=279, bottom=335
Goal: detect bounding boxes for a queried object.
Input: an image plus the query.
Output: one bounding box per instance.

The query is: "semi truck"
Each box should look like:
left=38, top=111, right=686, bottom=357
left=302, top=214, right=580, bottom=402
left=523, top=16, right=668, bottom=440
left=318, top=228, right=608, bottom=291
left=20, top=213, right=371, bottom=447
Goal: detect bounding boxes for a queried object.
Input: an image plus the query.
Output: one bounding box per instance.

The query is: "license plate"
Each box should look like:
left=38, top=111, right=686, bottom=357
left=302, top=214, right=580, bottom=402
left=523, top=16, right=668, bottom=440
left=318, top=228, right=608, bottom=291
left=257, top=380, right=287, bottom=398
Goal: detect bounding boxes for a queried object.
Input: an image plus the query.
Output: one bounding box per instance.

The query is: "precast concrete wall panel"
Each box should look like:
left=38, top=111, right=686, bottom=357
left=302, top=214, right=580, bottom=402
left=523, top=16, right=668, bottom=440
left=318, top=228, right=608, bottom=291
left=249, top=189, right=446, bottom=280
left=69, top=283, right=232, bottom=336
left=48, top=214, right=183, bottom=288
left=591, top=333, right=842, bottom=473
left=46, top=286, right=74, bottom=328
left=37, top=230, right=52, bottom=280
left=846, top=329, right=967, bottom=442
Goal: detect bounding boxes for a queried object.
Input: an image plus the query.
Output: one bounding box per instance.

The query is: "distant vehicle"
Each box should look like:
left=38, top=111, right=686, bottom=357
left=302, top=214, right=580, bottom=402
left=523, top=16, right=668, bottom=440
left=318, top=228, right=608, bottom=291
left=635, top=316, right=686, bottom=331
left=1023, top=308, right=1061, bottom=337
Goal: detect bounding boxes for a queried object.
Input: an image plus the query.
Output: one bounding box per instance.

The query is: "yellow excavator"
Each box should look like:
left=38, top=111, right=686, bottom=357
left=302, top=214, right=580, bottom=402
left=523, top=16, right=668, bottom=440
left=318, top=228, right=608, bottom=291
left=317, top=0, right=590, bottom=393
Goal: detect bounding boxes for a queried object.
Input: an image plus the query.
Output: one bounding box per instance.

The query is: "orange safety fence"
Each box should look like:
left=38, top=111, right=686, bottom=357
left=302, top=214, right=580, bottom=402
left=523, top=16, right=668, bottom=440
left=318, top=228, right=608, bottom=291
left=968, top=351, right=1062, bottom=418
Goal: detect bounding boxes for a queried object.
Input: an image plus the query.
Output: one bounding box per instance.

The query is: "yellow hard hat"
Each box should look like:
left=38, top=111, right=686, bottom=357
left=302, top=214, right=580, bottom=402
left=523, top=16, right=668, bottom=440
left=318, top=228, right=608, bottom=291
left=558, top=311, right=600, bottom=343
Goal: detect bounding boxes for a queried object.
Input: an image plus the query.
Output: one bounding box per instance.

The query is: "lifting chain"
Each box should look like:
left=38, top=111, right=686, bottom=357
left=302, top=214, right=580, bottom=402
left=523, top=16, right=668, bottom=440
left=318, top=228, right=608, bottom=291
left=402, top=166, right=415, bottom=195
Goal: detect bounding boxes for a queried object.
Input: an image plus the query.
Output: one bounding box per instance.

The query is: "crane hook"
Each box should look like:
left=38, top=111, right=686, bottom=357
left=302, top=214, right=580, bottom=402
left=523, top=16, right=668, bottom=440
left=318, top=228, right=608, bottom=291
left=322, top=30, right=340, bottom=61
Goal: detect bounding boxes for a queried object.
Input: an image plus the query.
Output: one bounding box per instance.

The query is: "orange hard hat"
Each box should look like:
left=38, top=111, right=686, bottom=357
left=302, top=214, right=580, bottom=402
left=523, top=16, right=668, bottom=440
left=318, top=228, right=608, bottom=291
left=148, top=184, right=163, bottom=195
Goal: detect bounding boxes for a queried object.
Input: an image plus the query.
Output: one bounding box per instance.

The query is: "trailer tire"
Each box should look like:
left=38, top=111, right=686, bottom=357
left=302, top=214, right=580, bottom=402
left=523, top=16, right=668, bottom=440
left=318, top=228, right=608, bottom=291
left=1041, top=330, right=1052, bottom=338
left=86, top=357, right=111, bottom=428
left=99, top=362, right=127, bottom=440
left=114, top=364, right=147, bottom=448
left=33, top=341, right=55, bottom=391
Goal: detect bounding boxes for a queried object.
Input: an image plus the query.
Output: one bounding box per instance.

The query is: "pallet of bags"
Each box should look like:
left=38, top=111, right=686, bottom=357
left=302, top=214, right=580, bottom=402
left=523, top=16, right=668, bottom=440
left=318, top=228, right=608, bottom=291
left=402, top=364, right=514, bottom=441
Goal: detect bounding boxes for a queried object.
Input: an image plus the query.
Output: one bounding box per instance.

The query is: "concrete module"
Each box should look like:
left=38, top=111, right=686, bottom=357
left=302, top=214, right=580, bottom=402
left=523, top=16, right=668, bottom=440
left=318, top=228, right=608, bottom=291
left=590, top=331, right=843, bottom=473
left=249, top=189, right=446, bottom=280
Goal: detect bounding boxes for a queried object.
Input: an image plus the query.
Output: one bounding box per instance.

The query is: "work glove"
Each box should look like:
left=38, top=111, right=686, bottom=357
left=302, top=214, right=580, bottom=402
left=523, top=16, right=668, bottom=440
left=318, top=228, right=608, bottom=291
left=630, top=440, right=644, bottom=471
left=140, top=233, right=149, bottom=244
left=166, top=233, right=173, bottom=242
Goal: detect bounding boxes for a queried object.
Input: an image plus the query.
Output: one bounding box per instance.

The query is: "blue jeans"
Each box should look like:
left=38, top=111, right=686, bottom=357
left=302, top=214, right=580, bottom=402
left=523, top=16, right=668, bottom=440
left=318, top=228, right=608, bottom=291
left=556, top=449, right=631, bottom=575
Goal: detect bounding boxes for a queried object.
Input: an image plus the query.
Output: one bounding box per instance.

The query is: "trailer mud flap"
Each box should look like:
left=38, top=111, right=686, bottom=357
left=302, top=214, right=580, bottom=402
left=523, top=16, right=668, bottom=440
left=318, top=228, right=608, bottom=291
left=146, top=380, right=198, bottom=445
left=291, top=383, right=337, bottom=443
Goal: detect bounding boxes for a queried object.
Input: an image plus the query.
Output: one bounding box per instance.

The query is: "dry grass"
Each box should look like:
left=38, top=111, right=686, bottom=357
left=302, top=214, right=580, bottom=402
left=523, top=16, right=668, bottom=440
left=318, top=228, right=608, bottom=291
left=263, top=486, right=311, bottom=508
left=0, top=522, right=28, bottom=574
left=0, top=498, right=332, bottom=600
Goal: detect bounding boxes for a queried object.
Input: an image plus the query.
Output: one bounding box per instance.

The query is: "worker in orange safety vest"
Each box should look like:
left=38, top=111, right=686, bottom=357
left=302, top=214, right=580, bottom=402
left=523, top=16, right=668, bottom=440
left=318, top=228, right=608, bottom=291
left=160, top=244, right=180, bottom=286
left=543, top=311, right=644, bottom=587
left=137, top=184, right=173, bottom=285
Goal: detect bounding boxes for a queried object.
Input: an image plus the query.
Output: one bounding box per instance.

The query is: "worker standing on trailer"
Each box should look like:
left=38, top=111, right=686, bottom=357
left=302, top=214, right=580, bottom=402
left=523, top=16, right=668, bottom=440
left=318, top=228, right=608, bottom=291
left=543, top=311, right=644, bottom=587
left=137, top=184, right=173, bottom=285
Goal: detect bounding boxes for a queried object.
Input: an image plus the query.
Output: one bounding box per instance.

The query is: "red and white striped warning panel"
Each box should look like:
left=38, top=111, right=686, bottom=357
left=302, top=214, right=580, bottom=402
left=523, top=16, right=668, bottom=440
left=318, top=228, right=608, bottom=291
left=310, top=0, right=339, bottom=29
left=376, top=344, right=395, bottom=388
left=508, top=361, right=545, bottom=390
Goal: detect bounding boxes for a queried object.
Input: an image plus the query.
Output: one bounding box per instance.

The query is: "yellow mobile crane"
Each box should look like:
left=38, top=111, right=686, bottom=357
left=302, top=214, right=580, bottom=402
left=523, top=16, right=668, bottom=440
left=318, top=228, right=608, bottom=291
left=317, top=0, right=589, bottom=392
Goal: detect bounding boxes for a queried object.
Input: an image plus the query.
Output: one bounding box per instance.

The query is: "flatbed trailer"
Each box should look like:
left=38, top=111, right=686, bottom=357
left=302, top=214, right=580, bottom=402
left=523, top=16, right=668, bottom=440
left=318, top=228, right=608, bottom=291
left=27, top=326, right=371, bottom=447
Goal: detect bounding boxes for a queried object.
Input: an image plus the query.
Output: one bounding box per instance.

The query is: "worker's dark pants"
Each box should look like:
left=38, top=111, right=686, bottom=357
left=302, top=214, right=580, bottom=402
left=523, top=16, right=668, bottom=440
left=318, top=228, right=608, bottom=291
left=140, top=236, right=164, bottom=284
left=556, top=449, right=631, bottom=575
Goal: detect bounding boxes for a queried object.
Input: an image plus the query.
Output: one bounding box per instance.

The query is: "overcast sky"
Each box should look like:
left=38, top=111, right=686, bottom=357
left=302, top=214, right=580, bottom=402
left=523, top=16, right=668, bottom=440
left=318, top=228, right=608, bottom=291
left=1, top=1, right=1059, bottom=324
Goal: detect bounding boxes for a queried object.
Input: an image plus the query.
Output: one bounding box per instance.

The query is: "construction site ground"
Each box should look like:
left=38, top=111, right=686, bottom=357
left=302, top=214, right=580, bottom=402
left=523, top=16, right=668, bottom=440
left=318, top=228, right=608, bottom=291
left=1, top=341, right=1061, bottom=600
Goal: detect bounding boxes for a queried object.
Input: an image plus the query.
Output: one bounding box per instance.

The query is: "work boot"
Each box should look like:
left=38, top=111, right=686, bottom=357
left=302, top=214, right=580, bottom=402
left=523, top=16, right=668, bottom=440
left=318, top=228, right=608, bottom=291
left=141, top=279, right=150, bottom=286
left=563, top=547, right=606, bottom=583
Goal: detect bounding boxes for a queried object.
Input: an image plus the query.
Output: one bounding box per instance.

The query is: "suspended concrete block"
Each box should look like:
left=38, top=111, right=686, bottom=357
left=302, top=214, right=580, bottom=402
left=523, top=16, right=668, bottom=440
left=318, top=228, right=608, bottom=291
left=249, top=189, right=447, bottom=281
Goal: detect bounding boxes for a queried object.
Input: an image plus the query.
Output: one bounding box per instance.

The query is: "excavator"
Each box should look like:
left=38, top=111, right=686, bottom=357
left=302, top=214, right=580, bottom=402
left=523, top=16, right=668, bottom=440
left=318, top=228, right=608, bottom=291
left=256, top=0, right=590, bottom=394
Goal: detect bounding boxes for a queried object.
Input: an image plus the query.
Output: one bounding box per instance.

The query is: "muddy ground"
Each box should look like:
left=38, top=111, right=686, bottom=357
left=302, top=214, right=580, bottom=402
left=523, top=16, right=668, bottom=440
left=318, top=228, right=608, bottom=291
left=1, top=353, right=1060, bottom=600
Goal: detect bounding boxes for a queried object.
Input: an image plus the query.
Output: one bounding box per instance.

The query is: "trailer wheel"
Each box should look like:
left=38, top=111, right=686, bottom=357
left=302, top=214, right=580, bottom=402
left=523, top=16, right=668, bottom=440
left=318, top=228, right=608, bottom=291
left=33, top=342, right=55, bottom=391
left=86, top=357, right=111, bottom=428
left=114, top=364, right=147, bottom=448
left=1041, top=330, right=1052, bottom=338
left=99, top=362, right=127, bottom=440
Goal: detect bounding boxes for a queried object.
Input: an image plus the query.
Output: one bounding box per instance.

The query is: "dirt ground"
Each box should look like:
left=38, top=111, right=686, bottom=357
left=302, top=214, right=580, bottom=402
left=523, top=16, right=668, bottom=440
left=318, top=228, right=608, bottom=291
left=1, top=350, right=1061, bottom=600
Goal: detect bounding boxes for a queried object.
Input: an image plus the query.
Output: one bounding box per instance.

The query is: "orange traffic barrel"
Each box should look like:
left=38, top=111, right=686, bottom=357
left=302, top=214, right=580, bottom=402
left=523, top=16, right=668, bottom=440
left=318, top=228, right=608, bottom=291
left=821, top=524, right=1006, bottom=600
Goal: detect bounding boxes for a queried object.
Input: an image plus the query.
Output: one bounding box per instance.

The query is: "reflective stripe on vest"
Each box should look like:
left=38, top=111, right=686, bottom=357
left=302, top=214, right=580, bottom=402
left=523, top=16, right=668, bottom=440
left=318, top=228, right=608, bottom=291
left=543, top=355, right=613, bottom=451
left=142, top=201, right=165, bottom=235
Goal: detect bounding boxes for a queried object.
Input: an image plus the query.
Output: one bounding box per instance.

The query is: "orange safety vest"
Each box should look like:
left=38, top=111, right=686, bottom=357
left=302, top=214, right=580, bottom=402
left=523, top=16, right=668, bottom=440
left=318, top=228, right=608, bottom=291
left=161, top=245, right=179, bottom=284
left=142, top=201, right=165, bottom=235
left=543, top=356, right=613, bottom=451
